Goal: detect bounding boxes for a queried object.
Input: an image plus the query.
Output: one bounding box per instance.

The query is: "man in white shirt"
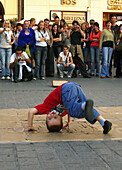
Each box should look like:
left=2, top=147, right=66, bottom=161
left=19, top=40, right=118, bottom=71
left=9, top=46, right=33, bottom=82
left=57, top=45, right=75, bottom=78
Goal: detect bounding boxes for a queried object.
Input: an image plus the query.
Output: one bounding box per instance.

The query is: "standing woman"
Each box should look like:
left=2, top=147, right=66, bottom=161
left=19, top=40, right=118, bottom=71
left=34, top=20, right=49, bottom=80
left=81, top=23, right=89, bottom=70
left=89, top=22, right=101, bottom=76
left=100, top=20, right=115, bottom=78
left=52, top=23, right=62, bottom=59
left=0, top=20, right=15, bottom=80
left=18, top=20, right=36, bottom=68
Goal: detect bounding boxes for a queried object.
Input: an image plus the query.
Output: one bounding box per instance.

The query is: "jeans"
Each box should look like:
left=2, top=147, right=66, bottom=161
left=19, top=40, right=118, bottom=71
left=52, top=46, right=61, bottom=59
left=34, top=46, right=47, bottom=78
left=57, top=63, right=75, bottom=77
left=0, top=48, right=12, bottom=76
left=61, top=82, right=100, bottom=124
left=90, top=47, right=100, bottom=75
left=101, top=47, right=113, bottom=77
left=82, top=47, right=88, bottom=70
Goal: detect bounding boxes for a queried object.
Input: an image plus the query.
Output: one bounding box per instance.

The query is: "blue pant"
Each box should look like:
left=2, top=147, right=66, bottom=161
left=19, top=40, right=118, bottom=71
left=0, top=48, right=12, bottom=76
left=57, top=63, right=75, bottom=77
left=90, top=47, right=100, bottom=75
left=82, top=47, right=88, bottom=70
left=61, top=82, right=100, bottom=124
left=34, top=46, right=47, bottom=78
left=101, top=47, right=113, bottom=77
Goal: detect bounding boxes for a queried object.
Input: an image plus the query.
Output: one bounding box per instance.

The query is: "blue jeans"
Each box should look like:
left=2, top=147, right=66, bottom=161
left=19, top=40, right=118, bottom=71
left=82, top=47, right=88, bottom=70
left=61, top=82, right=100, bottom=124
left=0, top=48, right=12, bottom=76
left=34, top=46, right=47, bottom=78
left=101, top=47, right=113, bottom=77
left=90, top=47, right=100, bottom=75
left=57, top=63, right=75, bottom=77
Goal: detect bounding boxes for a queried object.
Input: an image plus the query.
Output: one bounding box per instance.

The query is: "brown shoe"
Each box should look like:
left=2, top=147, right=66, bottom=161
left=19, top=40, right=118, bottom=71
left=100, top=76, right=105, bottom=78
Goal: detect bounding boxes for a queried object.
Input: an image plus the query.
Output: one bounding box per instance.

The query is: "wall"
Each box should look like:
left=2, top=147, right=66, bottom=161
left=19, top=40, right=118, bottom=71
left=0, top=0, right=18, bottom=19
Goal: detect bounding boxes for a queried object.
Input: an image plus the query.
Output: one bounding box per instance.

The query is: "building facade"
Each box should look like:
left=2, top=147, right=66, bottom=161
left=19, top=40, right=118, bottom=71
left=0, top=0, right=122, bottom=29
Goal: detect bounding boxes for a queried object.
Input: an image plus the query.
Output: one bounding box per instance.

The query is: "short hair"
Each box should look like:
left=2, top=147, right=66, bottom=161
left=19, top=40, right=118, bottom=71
left=63, top=45, right=68, bottom=49
left=15, top=46, right=23, bottom=52
left=72, top=20, right=79, bottom=25
left=94, top=22, right=99, bottom=29
left=54, top=16, right=59, bottom=20
left=30, top=18, right=36, bottom=23
left=111, top=15, right=117, bottom=19
left=61, top=19, right=65, bottom=23
left=44, top=18, right=50, bottom=22
left=90, top=19, right=95, bottom=25
left=46, top=118, right=63, bottom=132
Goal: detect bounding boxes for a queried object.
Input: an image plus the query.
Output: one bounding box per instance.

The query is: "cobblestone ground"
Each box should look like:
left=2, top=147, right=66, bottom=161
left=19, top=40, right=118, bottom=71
left=0, top=77, right=122, bottom=170
left=0, top=77, right=121, bottom=109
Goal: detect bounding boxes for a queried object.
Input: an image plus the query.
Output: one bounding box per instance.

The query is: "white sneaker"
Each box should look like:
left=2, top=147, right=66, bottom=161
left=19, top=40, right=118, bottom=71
left=67, top=75, right=71, bottom=78
left=41, top=77, right=45, bottom=80
left=33, top=77, right=37, bottom=80
left=6, top=76, right=10, bottom=80
left=1, top=76, right=5, bottom=80
left=60, top=75, right=63, bottom=78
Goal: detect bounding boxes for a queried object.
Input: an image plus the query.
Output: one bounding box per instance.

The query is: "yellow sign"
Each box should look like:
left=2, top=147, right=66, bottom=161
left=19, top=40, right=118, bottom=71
left=108, top=0, right=122, bottom=10
left=61, top=0, right=77, bottom=5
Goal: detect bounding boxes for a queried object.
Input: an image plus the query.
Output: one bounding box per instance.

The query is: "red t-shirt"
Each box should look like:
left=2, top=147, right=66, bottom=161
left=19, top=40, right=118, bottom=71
left=35, top=83, right=69, bottom=117
left=89, top=30, right=102, bottom=47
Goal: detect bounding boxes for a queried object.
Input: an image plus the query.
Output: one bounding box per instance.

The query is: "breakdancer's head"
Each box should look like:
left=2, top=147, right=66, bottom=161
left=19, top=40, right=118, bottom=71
left=46, top=110, right=63, bottom=132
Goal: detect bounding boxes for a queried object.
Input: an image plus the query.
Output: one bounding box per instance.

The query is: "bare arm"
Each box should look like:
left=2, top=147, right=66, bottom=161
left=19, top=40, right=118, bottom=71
left=9, top=34, right=15, bottom=45
left=63, top=114, right=72, bottom=129
left=28, top=108, right=39, bottom=131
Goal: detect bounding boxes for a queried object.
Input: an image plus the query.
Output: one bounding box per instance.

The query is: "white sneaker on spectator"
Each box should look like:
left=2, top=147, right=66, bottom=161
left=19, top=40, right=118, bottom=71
left=1, top=76, right=5, bottom=80
left=60, top=75, right=63, bottom=78
left=33, top=77, right=37, bottom=80
left=6, top=76, right=10, bottom=80
left=67, top=75, right=71, bottom=78
left=41, top=77, right=45, bottom=80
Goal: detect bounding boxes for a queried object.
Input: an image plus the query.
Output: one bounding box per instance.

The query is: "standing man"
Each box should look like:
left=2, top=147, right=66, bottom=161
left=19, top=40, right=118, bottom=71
left=109, top=15, right=119, bottom=76
left=67, top=20, right=91, bottom=78
left=44, top=18, right=54, bottom=77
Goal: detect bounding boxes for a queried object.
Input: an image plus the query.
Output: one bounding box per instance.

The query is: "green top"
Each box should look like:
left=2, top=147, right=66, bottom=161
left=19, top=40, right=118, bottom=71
left=99, top=29, right=115, bottom=50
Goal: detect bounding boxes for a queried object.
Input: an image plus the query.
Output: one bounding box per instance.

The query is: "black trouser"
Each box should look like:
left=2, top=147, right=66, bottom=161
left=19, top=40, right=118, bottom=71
left=13, top=62, right=33, bottom=81
left=116, top=50, right=122, bottom=77
left=73, top=56, right=88, bottom=77
left=46, top=45, right=54, bottom=76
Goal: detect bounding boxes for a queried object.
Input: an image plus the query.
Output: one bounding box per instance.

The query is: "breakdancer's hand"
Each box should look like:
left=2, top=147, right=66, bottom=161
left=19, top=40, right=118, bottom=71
left=63, top=115, right=71, bottom=129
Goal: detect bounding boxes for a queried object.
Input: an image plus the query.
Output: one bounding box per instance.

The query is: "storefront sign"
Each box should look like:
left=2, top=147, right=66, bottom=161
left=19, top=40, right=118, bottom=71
left=63, top=12, right=86, bottom=26
left=108, top=0, right=122, bottom=10
left=61, top=0, right=77, bottom=5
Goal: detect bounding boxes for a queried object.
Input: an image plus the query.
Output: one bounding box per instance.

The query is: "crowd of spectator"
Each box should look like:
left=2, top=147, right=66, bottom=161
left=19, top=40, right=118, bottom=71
left=0, top=15, right=121, bottom=82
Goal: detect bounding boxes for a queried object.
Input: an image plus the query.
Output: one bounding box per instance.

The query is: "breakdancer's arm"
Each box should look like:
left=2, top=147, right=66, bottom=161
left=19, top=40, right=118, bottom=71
left=63, top=114, right=72, bottom=129
left=27, top=108, right=39, bottom=131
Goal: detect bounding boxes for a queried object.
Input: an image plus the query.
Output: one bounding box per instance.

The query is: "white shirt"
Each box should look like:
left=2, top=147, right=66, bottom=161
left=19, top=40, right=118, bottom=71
left=10, top=51, right=29, bottom=65
left=59, top=51, right=72, bottom=63
left=35, top=30, right=49, bottom=47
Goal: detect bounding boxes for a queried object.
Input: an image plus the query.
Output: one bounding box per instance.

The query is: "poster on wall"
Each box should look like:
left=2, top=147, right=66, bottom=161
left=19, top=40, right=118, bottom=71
left=107, top=0, right=122, bottom=10
left=50, top=10, right=86, bottom=26
left=62, top=12, right=86, bottom=26
left=50, top=11, right=61, bottom=20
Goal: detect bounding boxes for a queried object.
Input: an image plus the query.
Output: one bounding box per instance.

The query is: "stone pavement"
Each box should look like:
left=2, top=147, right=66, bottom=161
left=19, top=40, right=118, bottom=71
left=0, top=77, right=122, bottom=170
left=0, top=140, right=122, bottom=170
